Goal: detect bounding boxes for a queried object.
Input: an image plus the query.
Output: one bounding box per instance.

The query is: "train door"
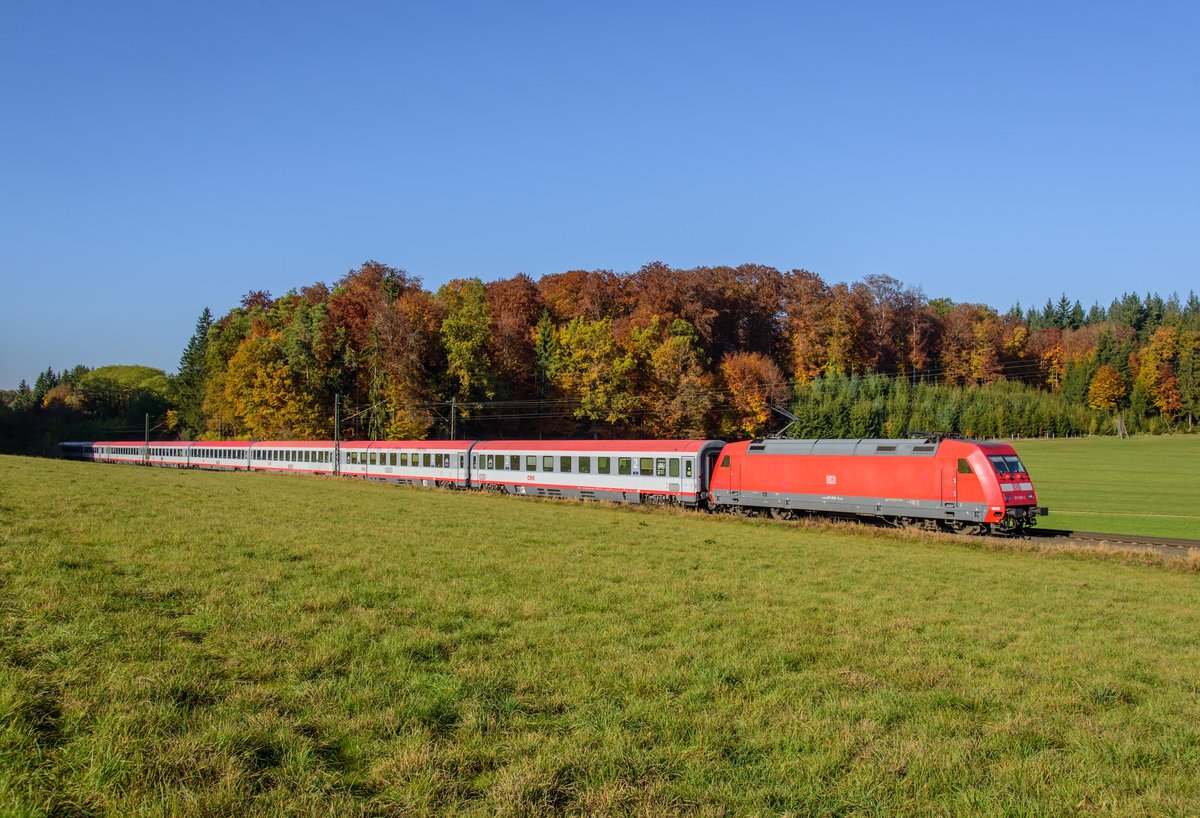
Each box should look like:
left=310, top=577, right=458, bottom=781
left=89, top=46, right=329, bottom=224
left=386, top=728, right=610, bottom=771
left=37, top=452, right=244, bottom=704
left=940, top=466, right=957, bottom=509
left=727, top=454, right=741, bottom=495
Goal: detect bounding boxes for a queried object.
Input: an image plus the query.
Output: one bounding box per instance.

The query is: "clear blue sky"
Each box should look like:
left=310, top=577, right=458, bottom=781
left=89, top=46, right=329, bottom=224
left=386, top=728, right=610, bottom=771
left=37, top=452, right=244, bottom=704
left=2, top=1, right=1197, bottom=388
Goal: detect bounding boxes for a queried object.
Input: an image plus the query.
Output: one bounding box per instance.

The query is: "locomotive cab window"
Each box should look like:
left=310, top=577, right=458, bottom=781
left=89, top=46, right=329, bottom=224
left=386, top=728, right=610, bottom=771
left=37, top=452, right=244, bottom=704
left=720, top=455, right=730, bottom=468
left=988, top=455, right=1026, bottom=474
left=957, top=458, right=972, bottom=475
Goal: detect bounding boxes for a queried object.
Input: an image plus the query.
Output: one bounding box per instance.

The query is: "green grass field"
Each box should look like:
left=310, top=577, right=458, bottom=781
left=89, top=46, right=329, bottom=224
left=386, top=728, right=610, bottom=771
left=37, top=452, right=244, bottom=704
left=2, top=455, right=1199, bottom=817
left=1010, top=435, right=1200, bottom=539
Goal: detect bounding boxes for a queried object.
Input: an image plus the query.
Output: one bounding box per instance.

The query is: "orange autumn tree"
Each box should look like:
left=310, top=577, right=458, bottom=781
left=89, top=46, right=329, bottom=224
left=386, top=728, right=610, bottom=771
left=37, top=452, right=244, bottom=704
left=719, top=351, right=789, bottom=439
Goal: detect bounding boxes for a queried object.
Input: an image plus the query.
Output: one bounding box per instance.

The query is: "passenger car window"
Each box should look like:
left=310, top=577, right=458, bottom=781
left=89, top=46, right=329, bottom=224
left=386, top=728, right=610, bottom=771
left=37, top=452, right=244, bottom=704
left=543, top=456, right=554, bottom=472
left=669, top=458, right=679, bottom=478
left=561, top=456, right=572, bottom=473
left=639, top=457, right=653, bottom=474
left=509, top=455, right=520, bottom=470
left=618, top=458, right=631, bottom=475
left=579, top=456, right=591, bottom=473
left=423, top=453, right=431, bottom=467
left=526, top=455, right=537, bottom=471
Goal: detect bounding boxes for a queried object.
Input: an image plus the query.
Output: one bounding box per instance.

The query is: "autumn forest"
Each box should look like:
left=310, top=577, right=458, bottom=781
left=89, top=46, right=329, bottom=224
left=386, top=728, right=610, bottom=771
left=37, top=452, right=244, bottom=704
left=4, top=261, right=1199, bottom=452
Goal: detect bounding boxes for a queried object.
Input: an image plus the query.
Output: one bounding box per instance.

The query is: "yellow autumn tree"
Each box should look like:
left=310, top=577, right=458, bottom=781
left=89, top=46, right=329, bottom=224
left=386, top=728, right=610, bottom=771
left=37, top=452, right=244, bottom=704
left=642, top=324, right=715, bottom=438
left=224, top=330, right=329, bottom=439
left=1087, top=364, right=1125, bottom=412
left=553, top=317, right=637, bottom=425
left=1140, top=327, right=1181, bottom=417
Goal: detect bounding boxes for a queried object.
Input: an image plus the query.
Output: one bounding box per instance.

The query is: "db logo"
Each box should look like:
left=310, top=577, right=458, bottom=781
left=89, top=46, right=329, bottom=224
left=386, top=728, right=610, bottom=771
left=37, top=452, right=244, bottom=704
left=825, top=474, right=837, bottom=485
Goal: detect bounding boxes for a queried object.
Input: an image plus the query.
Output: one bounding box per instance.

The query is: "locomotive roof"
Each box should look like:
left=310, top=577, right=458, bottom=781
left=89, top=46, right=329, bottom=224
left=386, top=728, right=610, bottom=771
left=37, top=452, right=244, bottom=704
left=744, top=438, right=971, bottom=457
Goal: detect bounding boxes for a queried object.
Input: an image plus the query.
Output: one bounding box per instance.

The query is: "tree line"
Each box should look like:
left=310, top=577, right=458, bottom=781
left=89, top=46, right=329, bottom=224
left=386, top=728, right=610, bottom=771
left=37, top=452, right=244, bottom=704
left=3, top=260, right=1198, bottom=451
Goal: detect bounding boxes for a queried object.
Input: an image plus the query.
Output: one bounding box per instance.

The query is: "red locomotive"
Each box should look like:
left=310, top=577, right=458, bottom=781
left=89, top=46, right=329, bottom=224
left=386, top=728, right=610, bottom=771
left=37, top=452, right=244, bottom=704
left=708, top=434, right=1045, bottom=533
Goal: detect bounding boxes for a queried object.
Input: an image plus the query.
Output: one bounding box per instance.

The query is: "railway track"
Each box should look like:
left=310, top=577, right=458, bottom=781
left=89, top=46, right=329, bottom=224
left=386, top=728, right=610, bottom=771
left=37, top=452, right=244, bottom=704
left=1022, top=528, right=1200, bottom=558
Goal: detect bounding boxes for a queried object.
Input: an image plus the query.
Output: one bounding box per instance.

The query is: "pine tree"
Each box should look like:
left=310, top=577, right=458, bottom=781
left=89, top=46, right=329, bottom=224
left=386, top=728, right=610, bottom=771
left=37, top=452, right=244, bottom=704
left=1110, top=293, right=1146, bottom=334
left=1184, top=291, right=1200, bottom=330
left=1054, top=294, right=1072, bottom=329
left=12, top=380, right=34, bottom=412
left=1144, top=292, right=1166, bottom=336
left=32, top=367, right=58, bottom=406
left=1069, top=300, right=1085, bottom=330
left=174, top=307, right=213, bottom=437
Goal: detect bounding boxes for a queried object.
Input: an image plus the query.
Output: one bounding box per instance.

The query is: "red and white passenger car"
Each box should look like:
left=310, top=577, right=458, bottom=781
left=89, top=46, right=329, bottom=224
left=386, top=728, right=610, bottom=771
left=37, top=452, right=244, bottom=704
left=468, top=439, right=725, bottom=506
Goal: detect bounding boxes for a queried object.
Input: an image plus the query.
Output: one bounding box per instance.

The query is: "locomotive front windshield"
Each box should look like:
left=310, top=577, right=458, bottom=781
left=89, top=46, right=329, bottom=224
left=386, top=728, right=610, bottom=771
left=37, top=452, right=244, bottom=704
left=988, top=454, right=1026, bottom=475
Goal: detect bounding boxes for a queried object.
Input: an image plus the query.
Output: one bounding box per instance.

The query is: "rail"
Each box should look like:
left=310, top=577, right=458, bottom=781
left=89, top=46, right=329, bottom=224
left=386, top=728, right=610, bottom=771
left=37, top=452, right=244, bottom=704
left=1023, top=528, right=1200, bottom=556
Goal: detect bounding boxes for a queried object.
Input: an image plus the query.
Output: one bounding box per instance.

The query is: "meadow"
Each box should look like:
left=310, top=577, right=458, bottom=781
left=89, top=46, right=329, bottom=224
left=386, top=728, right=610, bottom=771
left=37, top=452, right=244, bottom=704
left=1, top=454, right=1199, bottom=817
left=1010, top=435, right=1200, bottom=539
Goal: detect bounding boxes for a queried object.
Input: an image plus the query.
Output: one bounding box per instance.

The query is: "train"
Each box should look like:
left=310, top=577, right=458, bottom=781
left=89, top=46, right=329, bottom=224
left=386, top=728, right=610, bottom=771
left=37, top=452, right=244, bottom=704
left=60, top=433, right=1046, bottom=534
